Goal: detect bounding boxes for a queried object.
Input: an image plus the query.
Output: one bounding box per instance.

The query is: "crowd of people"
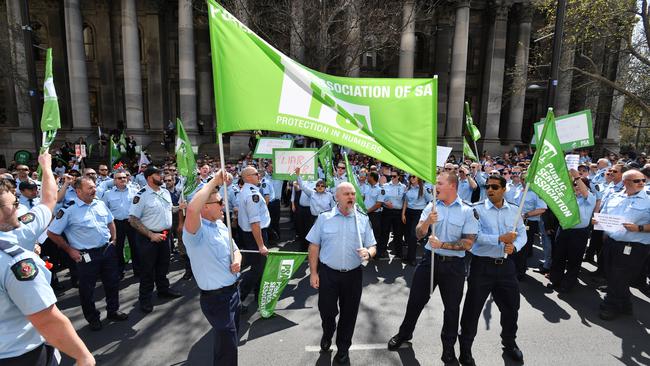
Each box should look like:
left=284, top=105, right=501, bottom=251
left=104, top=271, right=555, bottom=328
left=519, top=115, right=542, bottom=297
left=0, top=140, right=648, bottom=365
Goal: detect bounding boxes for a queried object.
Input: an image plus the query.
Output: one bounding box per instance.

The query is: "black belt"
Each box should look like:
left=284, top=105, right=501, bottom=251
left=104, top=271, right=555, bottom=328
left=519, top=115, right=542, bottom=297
left=150, top=230, right=169, bottom=234
left=609, top=239, right=647, bottom=247
left=115, top=218, right=129, bottom=222
left=474, top=256, right=511, bottom=265
left=322, top=263, right=360, bottom=273
left=424, top=249, right=463, bottom=262
left=200, top=282, right=238, bottom=296
left=85, top=243, right=110, bottom=252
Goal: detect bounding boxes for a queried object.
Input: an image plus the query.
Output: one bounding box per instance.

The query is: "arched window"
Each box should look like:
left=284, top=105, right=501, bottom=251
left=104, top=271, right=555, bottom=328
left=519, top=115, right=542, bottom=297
left=362, top=35, right=378, bottom=70
left=82, top=23, right=95, bottom=61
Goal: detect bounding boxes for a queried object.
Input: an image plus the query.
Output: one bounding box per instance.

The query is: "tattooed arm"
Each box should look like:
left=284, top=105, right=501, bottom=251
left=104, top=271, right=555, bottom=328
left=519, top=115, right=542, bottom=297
left=439, top=233, right=477, bottom=251
left=128, top=215, right=152, bottom=238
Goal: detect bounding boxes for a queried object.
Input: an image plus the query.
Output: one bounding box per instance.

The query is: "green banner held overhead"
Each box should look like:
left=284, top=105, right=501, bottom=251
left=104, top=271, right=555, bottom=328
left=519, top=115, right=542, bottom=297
left=40, top=48, right=60, bottom=152
left=317, top=142, right=335, bottom=188
left=176, top=118, right=199, bottom=196
left=258, top=251, right=308, bottom=318
left=109, top=138, right=121, bottom=167
left=463, top=137, right=478, bottom=161
left=465, top=102, right=481, bottom=142
left=527, top=109, right=581, bottom=229
left=344, top=152, right=366, bottom=212
left=206, top=0, right=437, bottom=183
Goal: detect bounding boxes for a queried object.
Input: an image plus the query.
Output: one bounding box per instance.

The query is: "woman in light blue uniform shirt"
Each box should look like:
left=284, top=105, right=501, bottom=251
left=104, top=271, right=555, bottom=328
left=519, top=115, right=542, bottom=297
left=401, top=176, right=433, bottom=265
left=296, top=169, right=336, bottom=225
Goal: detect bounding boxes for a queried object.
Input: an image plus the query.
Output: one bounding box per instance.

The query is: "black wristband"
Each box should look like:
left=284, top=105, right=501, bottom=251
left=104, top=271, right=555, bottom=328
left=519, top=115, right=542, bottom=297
left=639, top=225, right=644, bottom=232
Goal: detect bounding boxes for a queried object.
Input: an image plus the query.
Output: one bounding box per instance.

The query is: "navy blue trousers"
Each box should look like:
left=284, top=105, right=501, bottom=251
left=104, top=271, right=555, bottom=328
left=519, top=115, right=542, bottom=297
left=76, top=244, right=120, bottom=322
left=239, top=228, right=268, bottom=301
left=200, top=286, right=241, bottom=366
left=136, top=233, right=171, bottom=305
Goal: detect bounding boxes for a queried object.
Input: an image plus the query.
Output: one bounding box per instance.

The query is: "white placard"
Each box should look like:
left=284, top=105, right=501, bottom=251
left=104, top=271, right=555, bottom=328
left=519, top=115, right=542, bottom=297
left=437, top=146, right=453, bottom=167
left=253, top=137, right=294, bottom=158
left=565, top=154, right=579, bottom=171
left=593, top=213, right=626, bottom=232
left=272, top=149, right=317, bottom=180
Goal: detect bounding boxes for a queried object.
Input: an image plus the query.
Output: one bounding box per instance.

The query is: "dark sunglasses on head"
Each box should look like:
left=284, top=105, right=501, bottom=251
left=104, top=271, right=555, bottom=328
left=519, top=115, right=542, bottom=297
left=486, top=184, right=502, bottom=190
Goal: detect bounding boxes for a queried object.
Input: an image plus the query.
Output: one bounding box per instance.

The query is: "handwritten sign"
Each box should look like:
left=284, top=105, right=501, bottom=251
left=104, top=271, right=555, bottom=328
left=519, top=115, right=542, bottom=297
left=532, top=109, right=594, bottom=151
left=253, top=137, right=294, bottom=158
left=593, top=213, right=626, bottom=232
left=565, top=154, right=579, bottom=171
left=272, top=148, right=318, bottom=181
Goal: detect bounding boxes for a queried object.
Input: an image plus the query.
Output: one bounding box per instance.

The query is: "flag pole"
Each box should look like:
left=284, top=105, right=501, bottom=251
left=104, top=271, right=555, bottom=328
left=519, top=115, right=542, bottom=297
left=288, top=141, right=330, bottom=178
left=218, top=132, right=235, bottom=262
left=353, top=205, right=364, bottom=250
left=507, top=182, right=530, bottom=258
left=430, top=189, right=436, bottom=294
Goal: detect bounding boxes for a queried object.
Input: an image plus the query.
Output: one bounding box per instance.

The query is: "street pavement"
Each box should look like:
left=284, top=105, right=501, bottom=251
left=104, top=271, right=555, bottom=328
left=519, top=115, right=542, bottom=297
left=57, top=216, right=650, bottom=366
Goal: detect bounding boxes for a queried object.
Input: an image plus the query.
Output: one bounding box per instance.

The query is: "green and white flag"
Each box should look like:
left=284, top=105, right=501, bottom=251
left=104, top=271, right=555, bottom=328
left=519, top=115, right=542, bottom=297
left=465, top=102, right=481, bottom=142
left=258, top=251, right=307, bottom=318
left=109, top=138, right=121, bottom=167
left=207, top=0, right=437, bottom=183
left=463, top=137, right=477, bottom=161
left=526, top=109, right=581, bottom=229
left=344, top=152, right=366, bottom=212
left=176, top=118, right=199, bottom=196
left=40, top=48, right=60, bottom=151
left=317, top=142, right=335, bottom=188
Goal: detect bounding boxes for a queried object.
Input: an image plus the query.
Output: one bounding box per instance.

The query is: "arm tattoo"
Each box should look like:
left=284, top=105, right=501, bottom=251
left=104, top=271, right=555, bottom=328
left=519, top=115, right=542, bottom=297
left=442, top=234, right=477, bottom=251
left=128, top=215, right=151, bottom=237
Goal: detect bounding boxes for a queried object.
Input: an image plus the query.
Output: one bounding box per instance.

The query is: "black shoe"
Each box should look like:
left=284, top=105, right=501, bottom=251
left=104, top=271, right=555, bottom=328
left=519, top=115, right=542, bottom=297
left=599, top=308, right=618, bottom=321
left=503, top=344, right=524, bottom=362
left=538, top=265, right=550, bottom=274
left=182, top=270, right=193, bottom=280
left=107, top=311, right=129, bottom=321
left=140, top=303, right=153, bottom=313
left=387, top=334, right=411, bottom=351
left=441, top=348, right=459, bottom=365
left=89, top=319, right=103, bottom=331
left=320, top=335, right=331, bottom=353
left=459, top=350, right=476, bottom=366
left=333, top=351, right=349, bottom=364
left=158, top=289, right=182, bottom=298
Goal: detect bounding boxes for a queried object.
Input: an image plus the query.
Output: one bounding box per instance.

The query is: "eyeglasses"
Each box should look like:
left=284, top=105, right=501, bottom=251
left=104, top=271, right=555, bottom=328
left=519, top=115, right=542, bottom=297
left=486, top=184, right=502, bottom=190
left=0, top=198, right=19, bottom=209
left=316, top=184, right=326, bottom=188
left=85, top=173, right=97, bottom=176
left=164, top=180, right=174, bottom=183
left=511, top=172, right=520, bottom=176
left=115, top=177, right=127, bottom=180
left=391, top=174, right=398, bottom=178
left=205, top=200, right=223, bottom=205
left=444, top=168, right=453, bottom=171
left=608, top=169, right=620, bottom=173
left=409, top=176, right=417, bottom=179
left=626, top=178, right=646, bottom=184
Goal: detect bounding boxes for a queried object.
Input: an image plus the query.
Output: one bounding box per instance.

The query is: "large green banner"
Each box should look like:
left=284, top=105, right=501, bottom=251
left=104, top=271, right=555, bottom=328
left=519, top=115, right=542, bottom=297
left=206, top=0, right=437, bottom=183
left=258, top=251, right=307, bottom=318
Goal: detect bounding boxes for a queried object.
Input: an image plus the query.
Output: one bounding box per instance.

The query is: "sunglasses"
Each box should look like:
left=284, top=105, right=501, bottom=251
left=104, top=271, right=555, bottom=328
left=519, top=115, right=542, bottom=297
left=626, top=178, right=646, bottom=184
left=391, top=175, right=398, bottom=178
left=0, top=198, right=19, bottom=209
left=115, top=177, right=127, bottom=180
left=206, top=199, right=224, bottom=205
left=486, top=184, right=502, bottom=190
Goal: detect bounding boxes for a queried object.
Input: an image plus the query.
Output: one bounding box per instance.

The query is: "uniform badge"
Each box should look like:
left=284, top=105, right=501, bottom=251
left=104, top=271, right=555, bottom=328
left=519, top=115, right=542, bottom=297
left=252, top=195, right=260, bottom=203
left=18, top=213, right=35, bottom=224
left=381, top=189, right=385, bottom=195
left=262, top=183, right=267, bottom=188
left=426, top=188, right=432, bottom=194
left=133, top=196, right=140, bottom=204
left=55, top=209, right=64, bottom=219
left=11, top=258, right=39, bottom=281
left=473, top=208, right=479, bottom=220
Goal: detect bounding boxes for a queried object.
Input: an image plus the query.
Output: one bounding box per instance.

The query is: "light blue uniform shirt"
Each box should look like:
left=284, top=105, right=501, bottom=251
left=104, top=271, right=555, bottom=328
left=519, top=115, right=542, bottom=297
left=134, top=173, right=147, bottom=189
left=590, top=182, right=605, bottom=201
left=600, top=190, right=650, bottom=244
left=182, top=218, right=239, bottom=291
left=63, top=186, right=77, bottom=203
left=48, top=198, right=114, bottom=250
left=334, top=174, right=348, bottom=188
left=421, top=197, right=479, bottom=257
left=600, top=181, right=624, bottom=208
left=0, top=235, right=56, bottom=359
left=219, top=183, right=239, bottom=212
left=18, top=195, right=40, bottom=209
left=574, top=192, right=597, bottom=229
left=13, top=205, right=52, bottom=251
left=591, top=168, right=608, bottom=184
left=504, top=182, right=524, bottom=205
left=519, top=189, right=547, bottom=222
left=471, top=199, right=527, bottom=258
left=364, top=183, right=382, bottom=213
left=102, top=185, right=138, bottom=220
left=306, top=207, right=376, bottom=271
left=293, top=181, right=315, bottom=207
left=128, top=186, right=173, bottom=231
left=238, top=183, right=271, bottom=231
left=474, top=172, right=488, bottom=201
left=260, top=176, right=276, bottom=201
left=378, top=181, right=406, bottom=209
left=458, top=179, right=473, bottom=202
left=405, top=185, right=434, bottom=210
left=298, top=177, right=336, bottom=216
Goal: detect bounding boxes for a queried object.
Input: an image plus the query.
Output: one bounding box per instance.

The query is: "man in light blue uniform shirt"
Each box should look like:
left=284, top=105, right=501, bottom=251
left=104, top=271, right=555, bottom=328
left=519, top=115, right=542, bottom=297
left=364, top=172, right=383, bottom=243
left=292, top=177, right=315, bottom=249
left=262, top=164, right=282, bottom=241
left=388, top=171, right=478, bottom=365
left=377, top=170, right=406, bottom=258
left=597, top=169, right=650, bottom=320
left=459, top=175, right=527, bottom=364
left=297, top=173, right=336, bottom=219
left=307, top=182, right=376, bottom=364
left=457, top=167, right=476, bottom=203
left=48, top=177, right=127, bottom=330
left=18, top=181, right=40, bottom=209
left=183, top=170, right=242, bottom=366
left=591, top=158, right=611, bottom=185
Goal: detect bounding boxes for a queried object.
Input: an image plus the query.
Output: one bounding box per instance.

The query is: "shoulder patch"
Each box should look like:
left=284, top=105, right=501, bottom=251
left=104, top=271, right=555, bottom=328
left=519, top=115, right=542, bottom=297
left=426, top=187, right=432, bottom=194
left=11, top=258, right=39, bottom=281
left=63, top=201, right=75, bottom=208
left=55, top=209, right=65, bottom=219
left=249, top=186, right=255, bottom=191
left=262, top=183, right=267, bottom=188
left=133, top=196, right=140, bottom=204
left=18, top=213, right=35, bottom=224
left=594, top=185, right=601, bottom=192
left=473, top=208, right=479, bottom=220
left=252, top=194, right=260, bottom=203
left=381, top=189, right=385, bottom=195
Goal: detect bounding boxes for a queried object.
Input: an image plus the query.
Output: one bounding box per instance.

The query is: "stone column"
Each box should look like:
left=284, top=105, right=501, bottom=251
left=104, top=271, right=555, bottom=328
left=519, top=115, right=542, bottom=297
left=145, top=11, right=165, bottom=130
left=64, top=0, right=91, bottom=128
left=507, top=5, right=532, bottom=143
left=121, top=0, right=144, bottom=129
left=290, top=0, right=305, bottom=63
left=5, top=0, right=31, bottom=128
left=435, top=10, right=453, bottom=136
left=479, top=4, right=508, bottom=140
left=398, top=0, right=416, bottom=78
left=179, top=0, right=197, bottom=130
left=445, top=0, right=470, bottom=138
left=197, top=26, right=213, bottom=130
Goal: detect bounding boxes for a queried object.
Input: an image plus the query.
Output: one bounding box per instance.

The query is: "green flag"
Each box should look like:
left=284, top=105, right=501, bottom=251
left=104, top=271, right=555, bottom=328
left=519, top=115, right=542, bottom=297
left=463, top=137, right=478, bottom=161
left=258, top=251, right=307, bottom=318
left=119, top=131, right=127, bottom=153
left=526, top=109, right=581, bottom=229
left=317, top=142, right=335, bottom=188
left=176, top=118, right=199, bottom=196
left=344, top=152, right=366, bottom=212
left=40, top=48, right=60, bottom=151
left=207, top=0, right=437, bottom=183
left=465, top=102, right=481, bottom=142
left=109, top=138, right=121, bottom=167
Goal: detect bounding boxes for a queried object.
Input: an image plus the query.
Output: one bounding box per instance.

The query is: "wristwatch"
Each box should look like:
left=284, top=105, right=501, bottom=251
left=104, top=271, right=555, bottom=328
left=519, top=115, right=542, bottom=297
left=639, top=225, right=644, bottom=232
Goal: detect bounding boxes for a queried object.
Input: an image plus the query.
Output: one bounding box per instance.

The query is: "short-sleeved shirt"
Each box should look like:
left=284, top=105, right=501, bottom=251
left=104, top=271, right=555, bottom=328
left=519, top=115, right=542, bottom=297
left=48, top=198, right=114, bottom=250
left=238, top=183, right=271, bottom=232
left=471, top=199, right=527, bottom=258
left=102, top=185, right=139, bottom=220
left=600, top=190, right=650, bottom=244
left=182, top=218, right=239, bottom=291
left=378, top=181, right=406, bottom=209
left=421, top=197, right=479, bottom=257
left=298, top=177, right=336, bottom=216
left=363, top=183, right=382, bottom=213
left=260, top=177, right=276, bottom=201
left=18, top=195, right=40, bottom=209
left=504, top=182, right=524, bottom=205
left=12, top=205, right=52, bottom=251
left=457, top=179, right=473, bottom=202
left=128, top=185, right=173, bottom=232
left=405, top=185, right=434, bottom=210
left=574, top=192, right=597, bottom=229
left=306, top=206, right=376, bottom=271
left=134, top=173, right=147, bottom=189
left=519, top=189, right=547, bottom=222
left=0, top=236, right=56, bottom=359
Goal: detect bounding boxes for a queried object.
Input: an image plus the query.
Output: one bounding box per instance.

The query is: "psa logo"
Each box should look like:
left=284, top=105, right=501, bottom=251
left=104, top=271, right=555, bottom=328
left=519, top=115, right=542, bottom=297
left=278, top=57, right=373, bottom=138
left=278, top=259, right=294, bottom=280
left=539, top=140, right=558, bottom=161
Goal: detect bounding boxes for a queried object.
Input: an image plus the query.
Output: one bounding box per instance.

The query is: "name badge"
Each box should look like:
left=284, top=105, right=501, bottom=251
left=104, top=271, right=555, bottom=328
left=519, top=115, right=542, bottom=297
left=82, top=253, right=91, bottom=263
left=623, top=245, right=632, bottom=255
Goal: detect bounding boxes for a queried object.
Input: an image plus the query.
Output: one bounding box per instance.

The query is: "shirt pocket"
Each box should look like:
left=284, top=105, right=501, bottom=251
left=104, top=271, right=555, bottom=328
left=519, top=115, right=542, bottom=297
left=322, top=225, right=338, bottom=241
left=626, top=205, right=649, bottom=224
left=446, top=214, right=464, bottom=239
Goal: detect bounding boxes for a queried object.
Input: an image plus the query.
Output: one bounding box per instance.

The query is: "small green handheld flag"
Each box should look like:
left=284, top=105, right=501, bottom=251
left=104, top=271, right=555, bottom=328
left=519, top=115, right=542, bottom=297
left=258, top=251, right=307, bottom=318
left=465, top=102, right=481, bottom=142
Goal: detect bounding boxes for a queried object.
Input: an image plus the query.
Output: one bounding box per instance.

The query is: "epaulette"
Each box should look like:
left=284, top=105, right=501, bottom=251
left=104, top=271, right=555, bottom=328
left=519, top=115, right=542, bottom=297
left=472, top=208, right=479, bottom=220
left=249, top=186, right=255, bottom=190
left=506, top=200, right=519, bottom=208
left=137, top=188, right=146, bottom=194
left=0, top=239, right=24, bottom=257
left=63, top=200, right=75, bottom=208
left=355, top=206, right=368, bottom=216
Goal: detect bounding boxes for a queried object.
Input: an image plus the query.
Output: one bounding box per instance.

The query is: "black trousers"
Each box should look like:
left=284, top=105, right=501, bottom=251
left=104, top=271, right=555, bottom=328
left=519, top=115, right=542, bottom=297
left=239, top=228, right=268, bottom=301
left=115, top=219, right=138, bottom=275
left=379, top=208, right=405, bottom=256
left=200, top=286, right=241, bottom=366
left=398, top=251, right=465, bottom=349
left=514, top=220, right=539, bottom=276
left=404, top=208, right=423, bottom=262
left=549, top=227, right=591, bottom=289
left=459, top=256, right=520, bottom=350
left=295, top=205, right=312, bottom=248
left=136, top=232, right=171, bottom=305
left=1, top=344, right=57, bottom=366
left=368, top=212, right=382, bottom=246
left=585, top=228, right=604, bottom=262
left=318, top=264, right=363, bottom=352
left=602, top=238, right=650, bottom=312
left=268, top=200, right=281, bottom=239
left=76, top=244, right=120, bottom=323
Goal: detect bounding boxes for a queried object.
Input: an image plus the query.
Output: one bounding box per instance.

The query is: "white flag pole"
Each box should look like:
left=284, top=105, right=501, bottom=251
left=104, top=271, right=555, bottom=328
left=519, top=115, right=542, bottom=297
left=353, top=204, right=363, bottom=250
left=218, top=133, right=235, bottom=262
left=430, top=189, right=436, bottom=294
